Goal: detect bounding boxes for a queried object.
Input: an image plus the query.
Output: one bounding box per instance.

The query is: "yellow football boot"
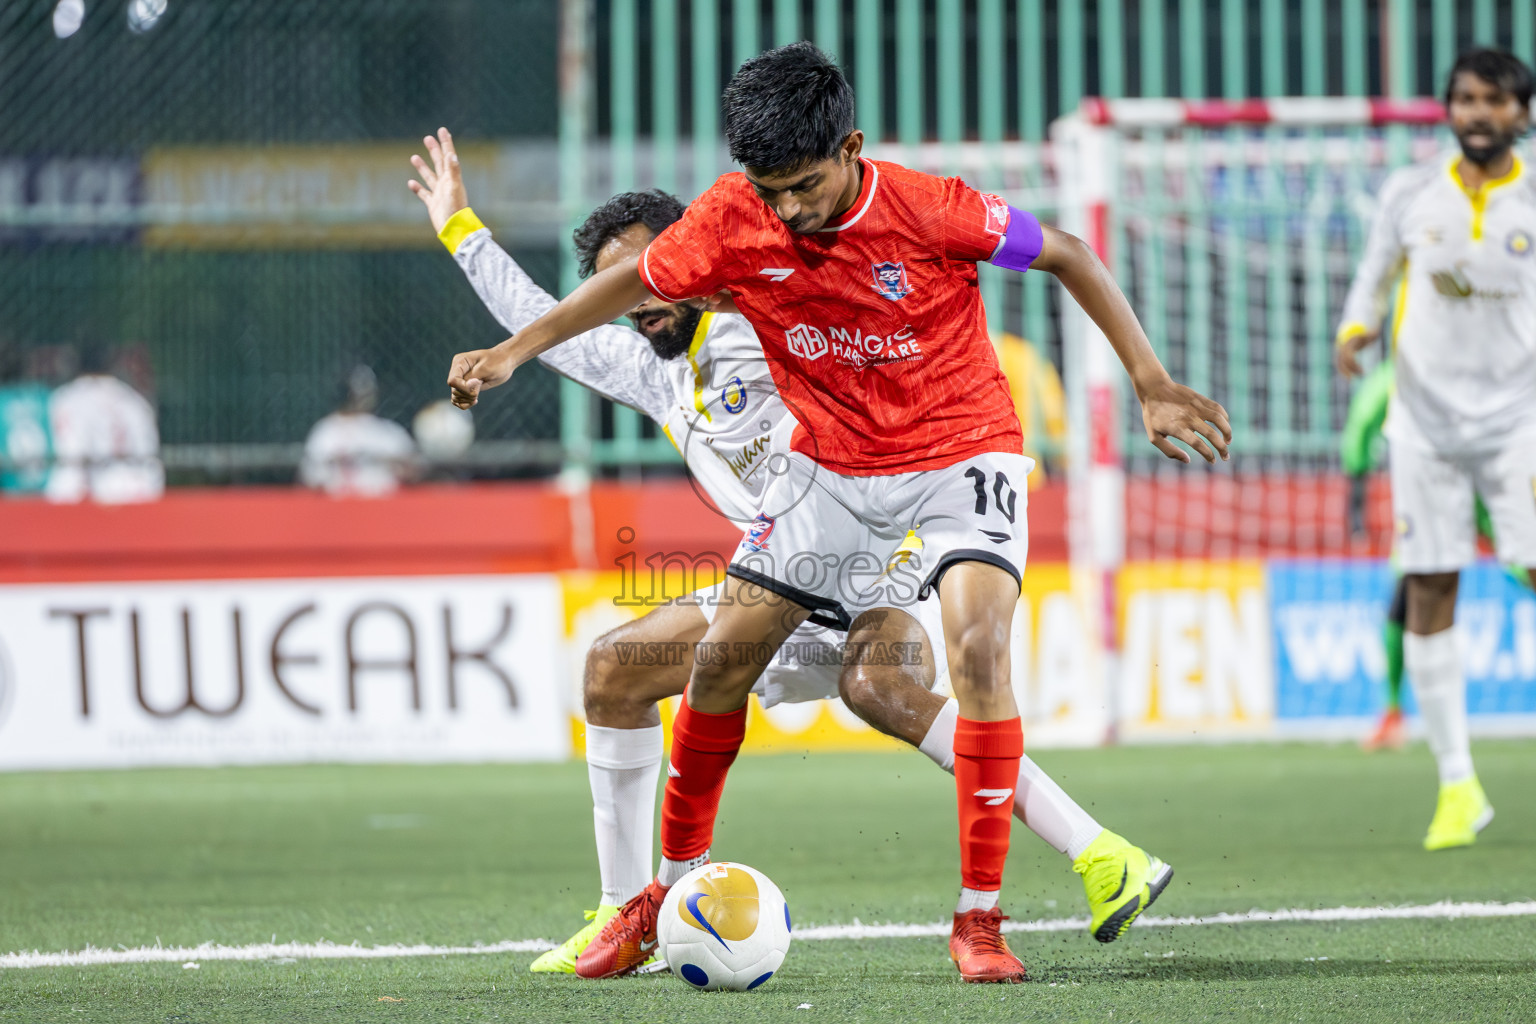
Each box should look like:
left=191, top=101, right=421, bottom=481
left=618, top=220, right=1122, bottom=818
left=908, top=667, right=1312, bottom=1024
left=529, top=905, right=620, bottom=973
left=1423, top=777, right=1494, bottom=851
left=1072, top=830, right=1174, bottom=943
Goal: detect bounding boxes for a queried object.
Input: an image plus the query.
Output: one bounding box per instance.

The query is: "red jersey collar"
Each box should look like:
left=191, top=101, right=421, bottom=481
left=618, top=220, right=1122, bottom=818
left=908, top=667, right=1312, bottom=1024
left=815, top=158, right=880, bottom=233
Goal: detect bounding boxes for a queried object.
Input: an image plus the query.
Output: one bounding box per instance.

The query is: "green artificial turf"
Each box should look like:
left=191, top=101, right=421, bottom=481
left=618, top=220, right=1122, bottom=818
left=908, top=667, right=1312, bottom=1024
left=2, top=741, right=1534, bottom=1022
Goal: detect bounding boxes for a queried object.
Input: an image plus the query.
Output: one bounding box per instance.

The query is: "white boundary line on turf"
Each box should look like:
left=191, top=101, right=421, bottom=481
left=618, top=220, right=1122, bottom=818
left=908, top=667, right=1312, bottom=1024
left=795, top=899, right=1536, bottom=940
left=5, top=900, right=1534, bottom=970
left=0, top=939, right=554, bottom=970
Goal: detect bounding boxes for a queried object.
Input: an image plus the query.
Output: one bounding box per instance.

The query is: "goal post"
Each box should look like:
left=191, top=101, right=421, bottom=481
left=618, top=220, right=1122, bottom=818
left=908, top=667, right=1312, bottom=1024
left=1053, top=96, right=1469, bottom=741
left=1055, top=95, right=1450, bottom=568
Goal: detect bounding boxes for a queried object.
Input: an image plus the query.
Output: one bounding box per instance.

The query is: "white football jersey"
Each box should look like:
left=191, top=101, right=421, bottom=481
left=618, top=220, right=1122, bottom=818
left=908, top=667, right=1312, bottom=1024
left=1338, top=153, right=1536, bottom=452
left=300, top=412, right=417, bottom=497
left=453, top=225, right=792, bottom=523
left=46, top=374, right=163, bottom=505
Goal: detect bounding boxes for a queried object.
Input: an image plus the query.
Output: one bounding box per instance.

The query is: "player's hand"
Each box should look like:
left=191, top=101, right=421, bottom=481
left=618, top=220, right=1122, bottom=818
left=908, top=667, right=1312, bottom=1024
left=408, top=127, right=469, bottom=235
left=447, top=346, right=514, bottom=409
left=1335, top=328, right=1378, bottom=378
left=1138, top=378, right=1232, bottom=464
left=703, top=290, right=739, bottom=314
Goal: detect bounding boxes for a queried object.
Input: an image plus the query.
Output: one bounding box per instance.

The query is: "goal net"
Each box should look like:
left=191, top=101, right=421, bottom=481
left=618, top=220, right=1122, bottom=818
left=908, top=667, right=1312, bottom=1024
left=1048, top=98, right=1536, bottom=741
left=1055, top=97, right=1451, bottom=565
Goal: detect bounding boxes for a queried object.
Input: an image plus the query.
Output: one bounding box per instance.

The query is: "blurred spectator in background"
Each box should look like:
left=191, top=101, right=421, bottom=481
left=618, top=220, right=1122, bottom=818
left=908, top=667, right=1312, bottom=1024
left=46, top=342, right=164, bottom=504
left=300, top=365, right=419, bottom=497
left=0, top=341, right=53, bottom=497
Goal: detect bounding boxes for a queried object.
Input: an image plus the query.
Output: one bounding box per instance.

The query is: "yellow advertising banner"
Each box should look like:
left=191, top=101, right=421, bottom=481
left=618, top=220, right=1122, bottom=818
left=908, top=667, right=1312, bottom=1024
left=561, top=569, right=903, bottom=757
left=1115, top=560, right=1272, bottom=739
left=560, top=564, right=1105, bottom=757
left=140, top=142, right=560, bottom=249
left=1010, top=562, right=1109, bottom=747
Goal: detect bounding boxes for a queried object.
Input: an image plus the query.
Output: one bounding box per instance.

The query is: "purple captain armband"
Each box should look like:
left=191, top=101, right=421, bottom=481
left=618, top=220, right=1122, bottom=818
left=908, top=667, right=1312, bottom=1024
left=987, top=206, right=1044, bottom=272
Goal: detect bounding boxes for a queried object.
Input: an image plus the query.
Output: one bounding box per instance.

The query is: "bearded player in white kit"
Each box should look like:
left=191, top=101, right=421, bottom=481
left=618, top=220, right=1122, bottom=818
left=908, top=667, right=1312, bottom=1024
left=1336, top=48, right=1536, bottom=851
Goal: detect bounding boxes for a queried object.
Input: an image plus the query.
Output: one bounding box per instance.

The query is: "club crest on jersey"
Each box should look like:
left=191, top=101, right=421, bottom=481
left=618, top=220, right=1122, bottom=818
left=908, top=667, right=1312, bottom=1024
left=740, top=513, right=775, bottom=552
left=980, top=192, right=1011, bottom=234
left=721, top=376, right=748, bottom=413
left=870, top=261, right=912, bottom=301
left=1508, top=229, right=1533, bottom=257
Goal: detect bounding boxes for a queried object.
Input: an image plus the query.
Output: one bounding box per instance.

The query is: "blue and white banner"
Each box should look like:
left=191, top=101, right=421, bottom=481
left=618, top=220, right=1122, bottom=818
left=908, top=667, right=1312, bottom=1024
left=1269, top=559, right=1536, bottom=725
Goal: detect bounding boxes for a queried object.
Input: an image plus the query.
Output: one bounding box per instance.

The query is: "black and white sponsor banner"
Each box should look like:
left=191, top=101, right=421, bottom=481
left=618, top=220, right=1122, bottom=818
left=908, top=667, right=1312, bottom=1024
left=0, top=576, right=566, bottom=770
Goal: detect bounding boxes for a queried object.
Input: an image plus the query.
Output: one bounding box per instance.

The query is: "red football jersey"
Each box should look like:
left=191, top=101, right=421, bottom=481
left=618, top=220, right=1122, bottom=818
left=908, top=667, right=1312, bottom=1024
left=640, top=158, right=1025, bottom=475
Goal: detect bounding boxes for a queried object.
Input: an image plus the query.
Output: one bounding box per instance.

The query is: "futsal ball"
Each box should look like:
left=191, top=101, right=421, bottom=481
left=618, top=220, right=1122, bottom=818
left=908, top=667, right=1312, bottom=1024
left=412, top=399, right=474, bottom=461
left=657, top=861, right=792, bottom=992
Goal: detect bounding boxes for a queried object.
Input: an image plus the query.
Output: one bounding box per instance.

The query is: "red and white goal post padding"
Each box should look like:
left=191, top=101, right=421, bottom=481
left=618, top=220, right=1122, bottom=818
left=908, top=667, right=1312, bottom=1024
left=1051, top=97, right=1448, bottom=740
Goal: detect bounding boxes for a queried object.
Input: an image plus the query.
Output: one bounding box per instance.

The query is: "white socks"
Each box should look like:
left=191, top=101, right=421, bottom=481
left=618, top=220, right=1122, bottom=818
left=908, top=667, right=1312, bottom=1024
left=593, top=699, right=1110, bottom=908
left=955, top=887, right=1000, bottom=914
left=658, top=852, right=709, bottom=887
left=918, top=698, right=1104, bottom=860
left=918, top=698, right=960, bottom=771
left=586, top=723, right=664, bottom=907
left=1405, top=628, right=1475, bottom=784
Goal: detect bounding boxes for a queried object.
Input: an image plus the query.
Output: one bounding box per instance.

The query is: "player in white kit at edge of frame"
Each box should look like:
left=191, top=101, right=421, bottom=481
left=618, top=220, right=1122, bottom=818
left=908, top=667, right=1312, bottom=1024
left=1336, top=47, right=1536, bottom=851
left=409, top=127, right=1173, bottom=972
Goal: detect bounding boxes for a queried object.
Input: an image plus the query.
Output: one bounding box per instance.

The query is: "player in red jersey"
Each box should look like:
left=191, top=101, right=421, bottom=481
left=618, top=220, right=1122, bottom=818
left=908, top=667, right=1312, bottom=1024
left=446, top=44, right=1229, bottom=983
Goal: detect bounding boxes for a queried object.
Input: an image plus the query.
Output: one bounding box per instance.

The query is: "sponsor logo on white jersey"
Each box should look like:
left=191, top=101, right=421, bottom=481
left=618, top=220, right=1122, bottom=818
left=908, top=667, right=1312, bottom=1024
left=759, top=267, right=795, bottom=282
left=974, top=788, right=1013, bottom=806
left=1430, top=264, right=1521, bottom=301
left=720, top=433, right=772, bottom=482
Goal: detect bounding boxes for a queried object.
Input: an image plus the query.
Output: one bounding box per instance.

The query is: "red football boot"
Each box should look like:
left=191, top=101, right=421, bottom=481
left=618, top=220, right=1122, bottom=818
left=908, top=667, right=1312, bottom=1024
left=1362, top=707, right=1406, bottom=752
left=573, top=880, right=669, bottom=979
left=949, top=908, right=1027, bottom=983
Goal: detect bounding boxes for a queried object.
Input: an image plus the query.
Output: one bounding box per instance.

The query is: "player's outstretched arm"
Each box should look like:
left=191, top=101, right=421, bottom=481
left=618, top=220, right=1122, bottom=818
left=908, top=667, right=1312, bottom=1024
left=447, top=256, right=652, bottom=409
left=1031, top=224, right=1231, bottom=464
left=408, top=127, right=468, bottom=235
left=410, top=129, right=674, bottom=422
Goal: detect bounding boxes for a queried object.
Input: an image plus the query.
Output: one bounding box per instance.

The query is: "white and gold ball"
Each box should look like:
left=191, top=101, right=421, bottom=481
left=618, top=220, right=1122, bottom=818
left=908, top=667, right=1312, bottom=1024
left=412, top=399, right=475, bottom=461
left=657, top=861, right=792, bottom=992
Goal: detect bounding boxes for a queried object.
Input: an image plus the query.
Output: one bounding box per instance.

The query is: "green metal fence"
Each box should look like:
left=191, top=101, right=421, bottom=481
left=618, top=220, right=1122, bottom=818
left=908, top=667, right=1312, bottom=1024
left=7, top=1, right=1536, bottom=481
left=566, top=0, right=1536, bottom=474
left=1098, top=116, right=1446, bottom=463
left=0, top=0, right=563, bottom=483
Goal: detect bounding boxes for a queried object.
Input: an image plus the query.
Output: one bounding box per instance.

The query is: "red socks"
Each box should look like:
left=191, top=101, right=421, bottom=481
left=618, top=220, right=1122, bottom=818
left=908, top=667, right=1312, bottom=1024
left=953, top=716, right=1024, bottom=892
left=660, top=705, right=1020, bottom=893
left=659, top=701, right=748, bottom=861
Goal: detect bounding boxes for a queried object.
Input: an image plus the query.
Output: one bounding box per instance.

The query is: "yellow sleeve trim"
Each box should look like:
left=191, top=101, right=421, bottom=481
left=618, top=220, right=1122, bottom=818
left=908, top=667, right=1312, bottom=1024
left=438, top=207, right=487, bottom=254
left=1335, top=322, right=1371, bottom=347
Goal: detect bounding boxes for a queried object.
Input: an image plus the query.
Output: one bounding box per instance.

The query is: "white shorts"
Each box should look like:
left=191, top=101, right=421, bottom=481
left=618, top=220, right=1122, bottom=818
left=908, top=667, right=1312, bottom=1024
left=695, top=580, right=951, bottom=708
left=728, top=450, right=1033, bottom=628
left=1391, top=427, right=1536, bottom=573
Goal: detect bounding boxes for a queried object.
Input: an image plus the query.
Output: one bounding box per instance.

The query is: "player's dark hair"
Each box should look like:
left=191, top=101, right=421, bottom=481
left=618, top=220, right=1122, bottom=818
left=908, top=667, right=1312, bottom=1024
left=723, top=42, right=855, bottom=173
left=572, top=189, right=685, bottom=279
left=76, top=341, right=113, bottom=376
left=1444, top=47, right=1533, bottom=109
